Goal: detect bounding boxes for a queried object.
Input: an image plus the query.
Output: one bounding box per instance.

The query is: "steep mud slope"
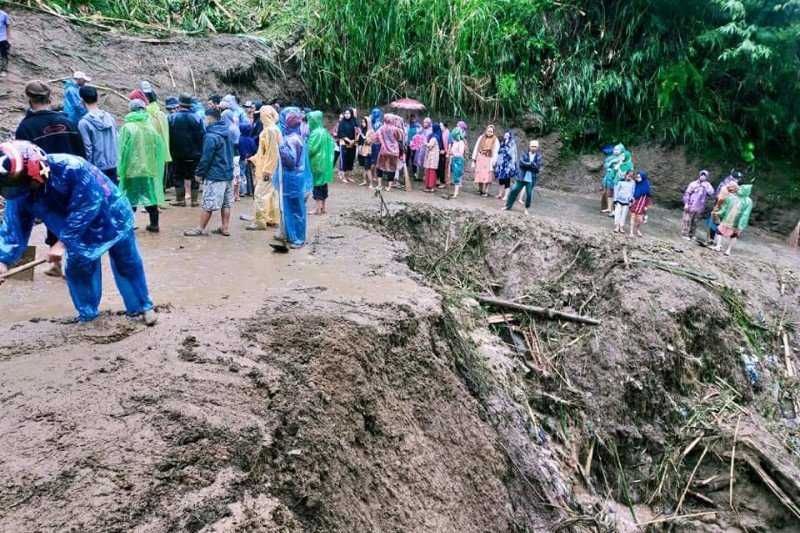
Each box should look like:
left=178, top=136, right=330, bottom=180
left=368, top=205, right=800, bottom=531
left=0, top=8, right=304, bottom=137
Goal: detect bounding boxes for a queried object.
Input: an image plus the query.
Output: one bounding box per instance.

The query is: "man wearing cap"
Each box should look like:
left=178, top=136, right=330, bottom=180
left=16, top=80, right=86, bottom=278
left=77, top=85, right=119, bottom=184
left=168, top=93, right=205, bottom=207
left=0, top=141, right=157, bottom=325
left=165, top=97, right=179, bottom=114
left=64, top=71, right=90, bottom=126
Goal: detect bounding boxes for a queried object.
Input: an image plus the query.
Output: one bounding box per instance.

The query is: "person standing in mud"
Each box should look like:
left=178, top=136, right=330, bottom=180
left=77, top=86, right=119, bottom=184
left=713, top=183, right=753, bottom=256
left=271, top=107, right=308, bottom=251
left=505, top=139, right=542, bottom=214
left=629, top=170, right=651, bottom=237
left=0, top=141, right=157, bottom=325
left=681, top=170, right=714, bottom=241
left=118, top=98, right=167, bottom=233
left=306, top=110, right=335, bottom=215
left=63, top=71, right=90, bottom=127
left=168, top=94, right=205, bottom=207
left=246, top=105, right=282, bottom=230
left=184, top=108, right=235, bottom=237
left=0, top=8, right=10, bottom=77
left=16, top=80, right=86, bottom=278
left=472, top=125, right=500, bottom=197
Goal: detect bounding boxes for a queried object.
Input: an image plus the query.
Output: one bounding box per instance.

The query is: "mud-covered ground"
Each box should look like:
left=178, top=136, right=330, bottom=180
left=1, top=179, right=799, bottom=532
left=0, top=8, right=304, bottom=138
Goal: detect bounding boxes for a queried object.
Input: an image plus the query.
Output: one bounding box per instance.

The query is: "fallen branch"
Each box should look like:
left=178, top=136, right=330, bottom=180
left=729, top=416, right=741, bottom=509
left=476, top=296, right=601, bottom=326
left=676, top=444, right=710, bottom=515
left=638, top=512, right=717, bottom=527
left=164, top=57, right=177, bottom=88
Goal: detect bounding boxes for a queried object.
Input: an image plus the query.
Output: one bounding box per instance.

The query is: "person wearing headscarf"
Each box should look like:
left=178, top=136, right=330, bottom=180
left=629, top=170, right=651, bottom=237
left=272, top=106, right=308, bottom=250
left=221, top=94, right=250, bottom=127
left=376, top=113, right=403, bottom=192
left=713, top=184, right=753, bottom=256
left=423, top=123, right=443, bottom=192
left=602, top=143, right=633, bottom=216
left=138, top=83, right=172, bottom=166
left=335, top=108, right=357, bottom=183
left=707, top=170, right=742, bottom=242
left=681, top=170, right=714, bottom=240
left=246, top=105, right=282, bottom=230
left=412, top=117, right=432, bottom=180
left=471, top=124, right=500, bottom=197
left=406, top=114, right=420, bottom=176
left=356, top=116, right=373, bottom=186
left=447, top=127, right=466, bottom=199
left=118, top=98, right=167, bottom=233
left=306, top=110, right=335, bottom=215
left=494, top=130, right=519, bottom=201
left=437, top=122, right=450, bottom=187
left=457, top=120, right=469, bottom=140
left=221, top=109, right=242, bottom=201
left=506, top=139, right=542, bottom=213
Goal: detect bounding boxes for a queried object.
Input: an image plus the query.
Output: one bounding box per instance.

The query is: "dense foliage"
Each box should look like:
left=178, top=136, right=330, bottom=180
left=29, top=0, right=800, bottom=157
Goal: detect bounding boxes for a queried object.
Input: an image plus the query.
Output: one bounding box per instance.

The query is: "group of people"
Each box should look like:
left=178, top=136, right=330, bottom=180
left=0, top=65, right=760, bottom=325
left=600, top=142, right=754, bottom=255
left=332, top=110, right=544, bottom=213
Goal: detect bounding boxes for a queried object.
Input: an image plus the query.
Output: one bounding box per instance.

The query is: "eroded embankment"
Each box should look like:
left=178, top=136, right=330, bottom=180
left=362, top=205, right=800, bottom=532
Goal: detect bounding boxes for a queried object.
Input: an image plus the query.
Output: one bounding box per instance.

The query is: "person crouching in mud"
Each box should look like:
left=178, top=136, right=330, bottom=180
left=0, top=141, right=157, bottom=325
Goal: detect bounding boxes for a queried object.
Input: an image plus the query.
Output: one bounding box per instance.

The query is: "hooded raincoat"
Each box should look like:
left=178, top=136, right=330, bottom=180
left=118, top=110, right=167, bottom=208
left=249, top=106, right=282, bottom=228
left=494, top=131, right=519, bottom=184
left=306, top=111, right=335, bottom=187
left=683, top=173, right=714, bottom=214
left=718, top=184, right=753, bottom=237
left=63, top=80, right=87, bottom=126
left=0, top=155, right=152, bottom=321
left=146, top=101, right=172, bottom=163
left=603, top=144, right=633, bottom=190
left=277, top=107, right=308, bottom=246
left=77, top=108, right=118, bottom=173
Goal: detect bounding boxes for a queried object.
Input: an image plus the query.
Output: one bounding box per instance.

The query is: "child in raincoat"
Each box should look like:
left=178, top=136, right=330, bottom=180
left=713, top=184, right=753, bottom=256
left=247, top=105, right=282, bottom=230
left=306, top=110, right=335, bottom=215
left=612, top=171, right=636, bottom=233
left=118, top=98, right=167, bottom=232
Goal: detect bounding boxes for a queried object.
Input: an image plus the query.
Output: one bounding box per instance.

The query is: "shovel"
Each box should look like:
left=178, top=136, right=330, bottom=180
left=0, top=258, right=48, bottom=281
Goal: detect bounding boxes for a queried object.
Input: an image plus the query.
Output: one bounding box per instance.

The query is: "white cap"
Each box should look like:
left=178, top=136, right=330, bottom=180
left=140, top=80, right=154, bottom=93
left=73, top=71, right=91, bottom=82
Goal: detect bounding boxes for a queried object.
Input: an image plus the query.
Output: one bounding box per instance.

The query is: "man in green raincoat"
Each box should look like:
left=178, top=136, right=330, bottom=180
left=713, top=184, right=753, bottom=256
left=306, top=110, right=335, bottom=215
left=118, top=98, right=168, bottom=232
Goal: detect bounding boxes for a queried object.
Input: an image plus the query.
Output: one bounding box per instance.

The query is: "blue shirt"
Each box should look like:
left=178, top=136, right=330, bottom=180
left=0, top=11, right=9, bottom=42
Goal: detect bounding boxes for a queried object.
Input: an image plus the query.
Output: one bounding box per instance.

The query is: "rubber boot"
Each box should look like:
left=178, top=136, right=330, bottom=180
left=171, top=188, right=186, bottom=207
left=146, top=206, right=160, bottom=233
left=190, top=189, right=200, bottom=208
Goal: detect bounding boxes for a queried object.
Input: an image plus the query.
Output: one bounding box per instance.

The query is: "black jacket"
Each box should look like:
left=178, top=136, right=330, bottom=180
left=168, top=109, right=205, bottom=161
left=15, top=109, right=86, bottom=158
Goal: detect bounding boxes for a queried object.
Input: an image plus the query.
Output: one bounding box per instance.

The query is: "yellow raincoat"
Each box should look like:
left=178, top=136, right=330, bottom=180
left=249, top=106, right=282, bottom=228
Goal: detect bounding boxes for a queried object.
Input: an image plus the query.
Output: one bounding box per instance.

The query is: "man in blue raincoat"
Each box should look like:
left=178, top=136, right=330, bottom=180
left=0, top=141, right=157, bottom=325
left=63, top=71, right=90, bottom=127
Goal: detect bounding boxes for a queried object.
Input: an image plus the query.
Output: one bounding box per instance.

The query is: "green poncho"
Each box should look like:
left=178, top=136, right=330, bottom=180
left=118, top=110, right=167, bottom=208
left=306, top=111, right=335, bottom=186
left=146, top=101, right=172, bottom=163
left=602, top=144, right=634, bottom=189
left=718, top=184, right=754, bottom=231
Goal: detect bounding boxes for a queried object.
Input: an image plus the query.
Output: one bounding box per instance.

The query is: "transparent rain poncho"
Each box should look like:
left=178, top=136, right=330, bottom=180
left=117, top=110, right=167, bottom=208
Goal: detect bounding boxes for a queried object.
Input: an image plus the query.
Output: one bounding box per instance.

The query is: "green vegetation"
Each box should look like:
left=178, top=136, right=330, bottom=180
left=26, top=0, right=800, bottom=158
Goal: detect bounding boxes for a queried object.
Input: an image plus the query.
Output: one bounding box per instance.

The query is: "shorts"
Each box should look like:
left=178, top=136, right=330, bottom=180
left=202, top=180, right=234, bottom=211
left=313, top=184, right=329, bottom=200
left=358, top=154, right=370, bottom=168
left=377, top=169, right=394, bottom=180
left=498, top=177, right=511, bottom=187
left=0, top=40, right=9, bottom=61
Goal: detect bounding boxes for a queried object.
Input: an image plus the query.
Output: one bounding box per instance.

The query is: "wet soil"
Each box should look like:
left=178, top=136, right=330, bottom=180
left=1, top=179, right=799, bottom=532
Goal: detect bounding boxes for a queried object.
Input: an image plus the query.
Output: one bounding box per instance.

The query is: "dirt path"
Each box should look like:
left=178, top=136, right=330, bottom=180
left=1, top=180, right=798, bottom=532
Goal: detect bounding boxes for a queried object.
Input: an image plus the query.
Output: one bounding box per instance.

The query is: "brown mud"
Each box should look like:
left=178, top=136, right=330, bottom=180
left=1, top=180, right=799, bottom=532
